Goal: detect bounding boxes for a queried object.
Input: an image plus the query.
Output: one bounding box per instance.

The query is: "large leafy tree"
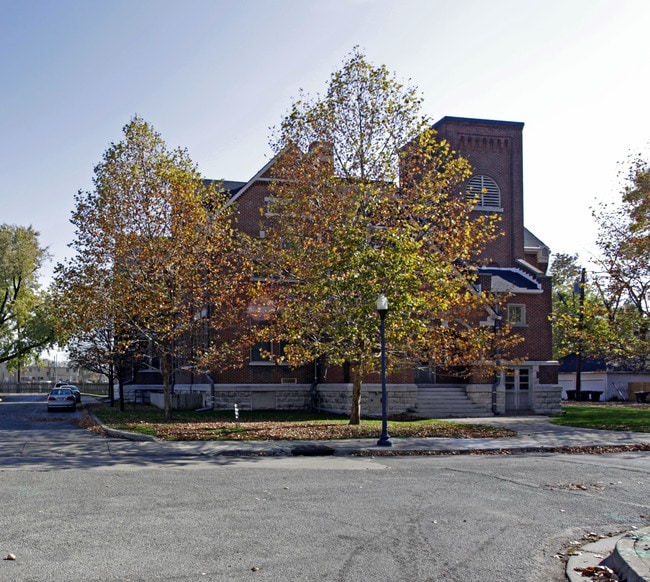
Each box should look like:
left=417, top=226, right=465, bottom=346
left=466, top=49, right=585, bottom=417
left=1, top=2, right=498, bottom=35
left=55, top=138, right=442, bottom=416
left=253, top=49, right=507, bottom=424
left=590, top=152, right=650, bottom=369
left=55, top=117, right=252, bottom=419
left=0, top=224, right=54, bottom=367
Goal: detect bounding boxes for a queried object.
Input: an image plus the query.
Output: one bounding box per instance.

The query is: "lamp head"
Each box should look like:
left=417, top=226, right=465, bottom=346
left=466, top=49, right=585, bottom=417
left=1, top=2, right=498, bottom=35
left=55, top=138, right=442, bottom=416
left=376, top=294, right=388, bottom=314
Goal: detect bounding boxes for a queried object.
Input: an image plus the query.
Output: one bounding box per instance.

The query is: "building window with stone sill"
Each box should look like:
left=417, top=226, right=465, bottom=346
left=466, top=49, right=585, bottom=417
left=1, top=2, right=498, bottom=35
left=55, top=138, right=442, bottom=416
left=507, top=304, right=527, bottom=327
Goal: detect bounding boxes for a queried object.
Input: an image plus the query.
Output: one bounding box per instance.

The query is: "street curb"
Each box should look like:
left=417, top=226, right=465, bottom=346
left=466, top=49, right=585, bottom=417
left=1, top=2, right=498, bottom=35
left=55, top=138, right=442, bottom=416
left=566, top=534, right=623, bottom=582
left=350, top=443, right=650, bottom=456
left=604, top=529, right=650, bottom=582
left=83, top=404, right=159, bottom=442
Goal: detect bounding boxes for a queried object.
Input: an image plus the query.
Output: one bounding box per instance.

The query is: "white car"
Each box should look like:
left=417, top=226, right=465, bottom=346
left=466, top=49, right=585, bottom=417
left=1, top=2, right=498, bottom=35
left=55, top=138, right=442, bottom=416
left=47, top=388, right=77, bottom=412
left=55, top=382, right=81, bottom=403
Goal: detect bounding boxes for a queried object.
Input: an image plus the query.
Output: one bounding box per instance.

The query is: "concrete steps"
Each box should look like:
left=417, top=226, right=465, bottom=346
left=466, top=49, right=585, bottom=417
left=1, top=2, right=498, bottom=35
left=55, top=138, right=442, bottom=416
left=415, top=384, right=492, bottom=418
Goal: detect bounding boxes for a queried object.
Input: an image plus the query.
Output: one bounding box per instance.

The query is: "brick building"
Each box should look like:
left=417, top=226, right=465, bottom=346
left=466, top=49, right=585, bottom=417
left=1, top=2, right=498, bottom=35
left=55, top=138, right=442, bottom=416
left=129, top=116, right=561, bottom=416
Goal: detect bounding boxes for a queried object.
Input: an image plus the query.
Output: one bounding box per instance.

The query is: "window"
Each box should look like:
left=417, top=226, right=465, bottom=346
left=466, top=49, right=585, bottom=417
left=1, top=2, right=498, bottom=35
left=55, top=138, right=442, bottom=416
left=466, top=175, right=502, bottom=209
left=507, top=304, right=526, bottom=326
left=505, top=368, right=530, bottom=390
left=250, top=340, right=288, bottom=364
left=250, top=340, right=273, bottom=364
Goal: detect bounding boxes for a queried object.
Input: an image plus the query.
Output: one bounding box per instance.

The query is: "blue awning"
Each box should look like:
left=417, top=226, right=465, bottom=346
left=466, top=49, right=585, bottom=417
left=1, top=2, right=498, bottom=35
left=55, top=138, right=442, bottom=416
left=478, top=267, right=542, bottom=294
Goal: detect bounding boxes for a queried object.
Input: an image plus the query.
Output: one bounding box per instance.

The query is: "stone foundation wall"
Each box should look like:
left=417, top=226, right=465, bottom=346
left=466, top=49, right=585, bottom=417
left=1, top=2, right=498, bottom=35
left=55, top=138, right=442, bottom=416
left=198, top=383, right=418, bottom=415
left=531, top=384, right=563, bottom=414
left=314, top=384, right=417, bottom=417
left=122, top=383, right=312, bottom=411
left=123, top=381, right=558, bottom=416
left=202, top=384, right=312, bottom=411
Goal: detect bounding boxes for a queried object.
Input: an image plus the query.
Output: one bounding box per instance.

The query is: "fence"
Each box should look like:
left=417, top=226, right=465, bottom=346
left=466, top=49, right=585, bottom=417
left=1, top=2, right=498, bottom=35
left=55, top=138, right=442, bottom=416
left=0, top=383, right=111, bottom=395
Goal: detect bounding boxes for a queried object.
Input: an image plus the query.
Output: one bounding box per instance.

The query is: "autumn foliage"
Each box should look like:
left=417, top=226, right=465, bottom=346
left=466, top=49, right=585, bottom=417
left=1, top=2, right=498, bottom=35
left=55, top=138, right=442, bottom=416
left=55, top=117, right=253, bottom=419
left=251, top=50, right=515, bottom=423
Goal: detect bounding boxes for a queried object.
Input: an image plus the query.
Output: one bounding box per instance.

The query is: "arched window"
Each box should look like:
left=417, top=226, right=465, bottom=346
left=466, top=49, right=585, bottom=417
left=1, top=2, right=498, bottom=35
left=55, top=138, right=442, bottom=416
left=466, top=175, right=502, bottom=209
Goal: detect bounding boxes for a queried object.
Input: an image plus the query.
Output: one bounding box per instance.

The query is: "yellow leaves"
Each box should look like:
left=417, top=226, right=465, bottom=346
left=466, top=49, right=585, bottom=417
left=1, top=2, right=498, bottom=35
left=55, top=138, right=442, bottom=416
left=59, top=117, right=258, bottom=378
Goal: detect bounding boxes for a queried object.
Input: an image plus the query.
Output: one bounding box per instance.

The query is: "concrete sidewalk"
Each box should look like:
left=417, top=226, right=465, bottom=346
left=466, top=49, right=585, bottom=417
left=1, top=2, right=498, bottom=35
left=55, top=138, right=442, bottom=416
left=98, top=414, right=650, bottom=457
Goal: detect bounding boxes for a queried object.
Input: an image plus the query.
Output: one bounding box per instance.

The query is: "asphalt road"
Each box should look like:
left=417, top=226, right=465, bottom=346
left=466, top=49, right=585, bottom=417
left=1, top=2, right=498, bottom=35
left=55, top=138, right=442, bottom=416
left=1, top=394, right=649, bottom=581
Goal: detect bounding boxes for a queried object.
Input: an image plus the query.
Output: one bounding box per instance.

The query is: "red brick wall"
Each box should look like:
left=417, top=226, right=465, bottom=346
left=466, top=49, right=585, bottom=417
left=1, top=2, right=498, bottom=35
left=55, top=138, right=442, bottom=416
left=433, top=117, right=525, bottom=267
left=215, top=350, right=314, bottom=385
left=538, top=364, right=558, bottom=384
left=232, top=181, right=270, bottom=237
left=502, top=276, right=553, bottom=361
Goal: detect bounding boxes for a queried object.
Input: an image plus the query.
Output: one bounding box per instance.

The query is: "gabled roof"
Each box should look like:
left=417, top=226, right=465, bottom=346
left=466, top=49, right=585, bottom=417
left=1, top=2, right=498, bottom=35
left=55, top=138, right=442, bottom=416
left=524, top=227, right=550, bottom=253
left=222, top=180, right=247, bottom=196
left=202, top=178, right=247, bottom=198
left=224, top=155, right=279, bottom=208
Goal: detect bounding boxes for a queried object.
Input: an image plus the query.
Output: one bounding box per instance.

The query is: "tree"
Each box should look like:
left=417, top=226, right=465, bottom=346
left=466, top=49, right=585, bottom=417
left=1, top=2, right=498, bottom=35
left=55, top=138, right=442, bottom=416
left=0, top=224, right=54, bottom=367
left=253, top=49, right=508, bottom=424
left=55, top=117, right=253, bottom=419
left=64, top=323, right=126, bottom=408
left=53, top=259, right=144, bottom=410
left=591, top=152, right=650, bottom=369
left=550, top=254, right=606, bottom=360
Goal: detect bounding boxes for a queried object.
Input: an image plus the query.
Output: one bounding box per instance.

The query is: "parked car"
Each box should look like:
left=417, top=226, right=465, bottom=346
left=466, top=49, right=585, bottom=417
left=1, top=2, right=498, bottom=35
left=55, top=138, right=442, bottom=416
left=55, top=382, right=81, bottom=403
left=47, top=388, right=77, bottom=412
left=67, top=385, right=81, bottom=403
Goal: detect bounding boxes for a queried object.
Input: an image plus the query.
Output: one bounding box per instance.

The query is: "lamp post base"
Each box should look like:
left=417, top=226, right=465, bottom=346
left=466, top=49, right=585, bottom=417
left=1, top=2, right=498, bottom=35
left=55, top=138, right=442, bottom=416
left=377, top=434, right=393, bottom=447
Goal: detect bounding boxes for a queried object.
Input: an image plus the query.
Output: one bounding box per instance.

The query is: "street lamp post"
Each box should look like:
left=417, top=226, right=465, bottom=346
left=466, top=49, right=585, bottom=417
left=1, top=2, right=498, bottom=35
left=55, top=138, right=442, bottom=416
left=492, top=295, right=501, bottom=415
left=574, top=268, right=586, bottom=400
left=376, top=294, right=392, bottom=447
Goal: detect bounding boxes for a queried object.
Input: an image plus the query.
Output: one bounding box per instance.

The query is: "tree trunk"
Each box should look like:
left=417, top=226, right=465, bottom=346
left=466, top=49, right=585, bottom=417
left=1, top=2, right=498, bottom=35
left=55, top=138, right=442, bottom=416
left=118, top=377, right=125, bottom=411
left=108, top=365, right=115, bottom=407
left=349, top=367, right=362, bottom=425
left=161, top=353, right=173, bottom=421
left=117, top=363, right=125, bottom=411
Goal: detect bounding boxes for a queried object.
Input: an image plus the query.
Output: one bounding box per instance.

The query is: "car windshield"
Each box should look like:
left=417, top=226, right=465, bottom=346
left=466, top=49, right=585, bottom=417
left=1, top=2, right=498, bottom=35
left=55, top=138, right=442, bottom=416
left=52, top=389, right=71, bottom=395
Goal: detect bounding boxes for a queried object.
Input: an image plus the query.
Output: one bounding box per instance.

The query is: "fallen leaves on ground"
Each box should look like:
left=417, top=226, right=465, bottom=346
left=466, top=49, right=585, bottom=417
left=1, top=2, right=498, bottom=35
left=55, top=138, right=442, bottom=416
left=82, top=408, right=515, bottom=441
left=75, top=412, right=107, bottom=434
left=139, top=420, right=514, bottom=441
left=574, top=565, right=619, bottom=580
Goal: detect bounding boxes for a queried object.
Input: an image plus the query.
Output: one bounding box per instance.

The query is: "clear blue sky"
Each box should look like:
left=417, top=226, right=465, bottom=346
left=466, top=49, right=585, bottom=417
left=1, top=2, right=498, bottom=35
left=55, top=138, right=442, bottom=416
left=2, top=0, right=649, bottom=282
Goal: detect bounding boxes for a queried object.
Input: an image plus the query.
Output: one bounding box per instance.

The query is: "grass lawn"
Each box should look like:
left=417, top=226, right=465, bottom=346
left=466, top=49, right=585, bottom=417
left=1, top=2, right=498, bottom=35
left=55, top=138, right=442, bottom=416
left=552, top=403, right=650, bottom=432
left=88, top=403, right=515, bottom=441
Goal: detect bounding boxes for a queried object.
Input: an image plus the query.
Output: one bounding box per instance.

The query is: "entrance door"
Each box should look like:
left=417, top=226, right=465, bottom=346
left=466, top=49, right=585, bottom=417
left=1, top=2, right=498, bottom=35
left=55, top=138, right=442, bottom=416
left=505, top=368, right=531, bottom=413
